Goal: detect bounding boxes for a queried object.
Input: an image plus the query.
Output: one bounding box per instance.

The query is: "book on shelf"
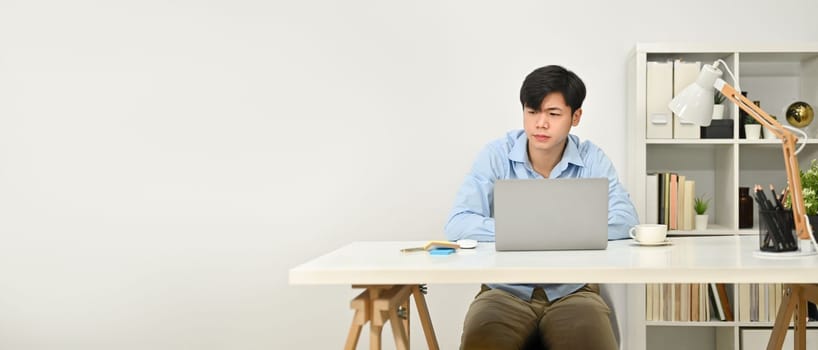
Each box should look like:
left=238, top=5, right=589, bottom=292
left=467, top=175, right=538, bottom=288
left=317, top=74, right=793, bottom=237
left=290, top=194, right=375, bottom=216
left=657, top=173, right=666, bottom=225
left=699, top=283, right=709, bottom=321
left=673, top=283, right=682, bottom=321
left=739, top=284, right=751, bottom=322
left=664, top=283, right=672, bottom=321
left=758, top=284, right=769, bottom=322
left=663, top=174, right=670, bottom=226
left=750, top=283, right=758, bottom=321
left=657, top=283, right=664, bottom=321
left=683, top=180, right=695, bottom=230
left=677, top=175, right=687, bottom=230
left=719, top=284, right=734, bottom=321
left=646, top=283, right=652, bottom=319
left=669, top=174, right=678, bottom=230
left=691, top=283, right=700, bottom=321
left=710, top=283, right=727, bottom=321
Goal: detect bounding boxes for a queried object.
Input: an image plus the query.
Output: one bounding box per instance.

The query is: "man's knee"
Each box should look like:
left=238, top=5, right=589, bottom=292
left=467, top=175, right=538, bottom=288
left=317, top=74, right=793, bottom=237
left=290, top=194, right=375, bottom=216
left=460, top=289, right=536, bottom=350
left=540, top=292, right=617, bottom=350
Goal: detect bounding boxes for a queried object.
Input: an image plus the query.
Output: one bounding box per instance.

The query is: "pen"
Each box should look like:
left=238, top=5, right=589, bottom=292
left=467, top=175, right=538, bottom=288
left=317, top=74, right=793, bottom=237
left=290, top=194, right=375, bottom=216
left=770, top=185, right=783, bottom=210
left=780, top=186, right=790, bottom=206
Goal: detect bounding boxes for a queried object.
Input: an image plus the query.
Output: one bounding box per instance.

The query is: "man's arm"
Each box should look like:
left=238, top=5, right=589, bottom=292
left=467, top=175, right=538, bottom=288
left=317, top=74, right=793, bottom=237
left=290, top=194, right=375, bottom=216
left=444, top=145, right=503, bottom=242
left=591, top=149, right=640, bottom=240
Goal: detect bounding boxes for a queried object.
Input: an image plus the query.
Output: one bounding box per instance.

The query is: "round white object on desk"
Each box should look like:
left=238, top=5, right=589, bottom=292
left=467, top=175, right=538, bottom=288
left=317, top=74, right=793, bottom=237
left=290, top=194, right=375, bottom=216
left=456, top=239, right=478, bottom=249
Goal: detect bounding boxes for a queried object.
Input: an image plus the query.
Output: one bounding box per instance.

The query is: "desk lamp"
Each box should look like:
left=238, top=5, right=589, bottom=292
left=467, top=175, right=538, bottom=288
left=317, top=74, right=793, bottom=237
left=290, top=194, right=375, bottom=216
left=668, top=59, right=817, bottom=253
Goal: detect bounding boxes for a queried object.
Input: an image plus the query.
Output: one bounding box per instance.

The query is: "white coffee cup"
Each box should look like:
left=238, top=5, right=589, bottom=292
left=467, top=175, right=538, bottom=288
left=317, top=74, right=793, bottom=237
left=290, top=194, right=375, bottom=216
left=629, top=224, right=668, bottom=244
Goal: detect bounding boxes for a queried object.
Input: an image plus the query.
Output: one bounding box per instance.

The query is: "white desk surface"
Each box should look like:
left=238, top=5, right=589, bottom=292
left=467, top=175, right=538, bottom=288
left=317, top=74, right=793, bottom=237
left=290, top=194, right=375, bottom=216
left=289, top=236, right=818, bottom=285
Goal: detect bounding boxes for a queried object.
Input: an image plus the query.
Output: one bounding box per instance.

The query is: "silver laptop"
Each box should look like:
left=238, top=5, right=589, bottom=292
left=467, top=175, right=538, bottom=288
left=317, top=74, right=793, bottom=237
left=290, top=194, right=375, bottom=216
left=494, top=178, right=609, bottom=251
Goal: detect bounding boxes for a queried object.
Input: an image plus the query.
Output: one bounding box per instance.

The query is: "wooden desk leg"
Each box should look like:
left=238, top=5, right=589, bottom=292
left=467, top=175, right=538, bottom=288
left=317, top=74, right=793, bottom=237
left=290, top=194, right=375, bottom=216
left=369, top=287, right=386, bottom=350
left=388, top=307, right=409, bottom=350
left=795, top=285, right=807, bottom=350
left=766, top=284, right=818, bottom=350
left=768, top=284, right=797, bottom=350
left=373, top=285, right=412, bottom=350
left=370, top=314, right=383, bottom=350
left=412, top=285, right=440, bottom=350
left=345, top=284, right=440, bottom=350
left=344, top=289, right=370, bottom=350
left=401, top=297, right=410, bottom=348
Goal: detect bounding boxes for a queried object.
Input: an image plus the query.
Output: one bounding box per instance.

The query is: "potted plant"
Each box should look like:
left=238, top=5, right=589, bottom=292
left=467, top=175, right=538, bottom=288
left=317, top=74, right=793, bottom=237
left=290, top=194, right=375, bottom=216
left=694, top=195, right=710, bottom=230
left=712, top=91, right=726, bottom=119
left=744, top=114, right=761, bottom=140
left=786, top=160, right=818, bottom=228
left=762, top=115, right=778, bottom=139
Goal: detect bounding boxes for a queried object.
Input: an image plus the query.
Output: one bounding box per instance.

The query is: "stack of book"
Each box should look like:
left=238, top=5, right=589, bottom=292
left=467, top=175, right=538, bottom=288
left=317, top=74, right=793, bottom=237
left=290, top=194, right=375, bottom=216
left=645, top=173, right=696, bottom=231
left=646, top=283, right=785, bottom=322
left=737, top=283, right=784, bottom=323
left=646, top=283, right=733, bottom=322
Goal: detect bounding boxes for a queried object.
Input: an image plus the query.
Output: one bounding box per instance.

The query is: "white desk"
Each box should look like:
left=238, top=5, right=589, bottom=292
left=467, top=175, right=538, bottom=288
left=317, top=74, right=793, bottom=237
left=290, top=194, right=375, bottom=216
left=289, top=236, right=818, bottom=350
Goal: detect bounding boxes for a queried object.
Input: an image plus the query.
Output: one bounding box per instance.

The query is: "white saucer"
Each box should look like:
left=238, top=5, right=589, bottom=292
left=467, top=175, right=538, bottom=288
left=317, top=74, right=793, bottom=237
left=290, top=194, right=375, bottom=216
left=752, top=249, right=818, bottom=259
left=633, top=239, right=672, bottom=246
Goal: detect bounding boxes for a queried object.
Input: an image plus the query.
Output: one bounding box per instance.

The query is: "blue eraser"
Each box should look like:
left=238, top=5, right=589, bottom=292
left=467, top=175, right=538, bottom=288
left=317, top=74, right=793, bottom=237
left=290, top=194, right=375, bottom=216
left=429, top=247, right=456, bottom=255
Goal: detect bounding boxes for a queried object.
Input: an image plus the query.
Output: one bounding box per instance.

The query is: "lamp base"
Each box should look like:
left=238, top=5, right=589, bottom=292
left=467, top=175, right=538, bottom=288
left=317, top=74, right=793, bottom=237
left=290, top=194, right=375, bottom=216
left=752, top=249, right=818, bottom=259
left=802, top=237, right=818, bottom=253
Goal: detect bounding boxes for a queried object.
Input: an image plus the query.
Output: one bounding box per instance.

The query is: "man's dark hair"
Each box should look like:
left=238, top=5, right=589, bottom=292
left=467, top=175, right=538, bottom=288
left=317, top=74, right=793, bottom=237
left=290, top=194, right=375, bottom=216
left=519, top=65, right=586, bottom=113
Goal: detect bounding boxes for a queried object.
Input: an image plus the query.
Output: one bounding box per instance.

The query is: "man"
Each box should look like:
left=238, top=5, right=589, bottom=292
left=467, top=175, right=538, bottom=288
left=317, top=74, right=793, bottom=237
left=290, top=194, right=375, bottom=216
left=444, top=65, right=639, bottom=350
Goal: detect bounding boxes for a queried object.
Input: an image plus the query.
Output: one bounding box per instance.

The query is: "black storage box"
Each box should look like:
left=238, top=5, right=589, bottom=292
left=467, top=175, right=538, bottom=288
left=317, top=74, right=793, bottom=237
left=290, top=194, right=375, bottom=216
left=700, top=119, right=733, bottom=139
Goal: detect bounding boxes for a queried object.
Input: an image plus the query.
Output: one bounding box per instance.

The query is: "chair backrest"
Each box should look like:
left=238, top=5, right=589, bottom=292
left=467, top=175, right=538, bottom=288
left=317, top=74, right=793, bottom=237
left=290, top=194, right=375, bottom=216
left=599, top=284, right=623, bottom=349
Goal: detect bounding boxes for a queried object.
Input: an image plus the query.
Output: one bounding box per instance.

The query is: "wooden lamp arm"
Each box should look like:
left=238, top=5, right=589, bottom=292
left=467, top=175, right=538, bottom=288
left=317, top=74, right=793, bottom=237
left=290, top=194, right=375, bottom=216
left=719, top=83, right=810, bottom=240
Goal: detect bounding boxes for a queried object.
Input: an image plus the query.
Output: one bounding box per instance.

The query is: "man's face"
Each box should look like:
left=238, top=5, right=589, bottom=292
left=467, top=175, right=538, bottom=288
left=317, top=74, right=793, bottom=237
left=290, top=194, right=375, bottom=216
left=523, top=92, right=582, bottom=154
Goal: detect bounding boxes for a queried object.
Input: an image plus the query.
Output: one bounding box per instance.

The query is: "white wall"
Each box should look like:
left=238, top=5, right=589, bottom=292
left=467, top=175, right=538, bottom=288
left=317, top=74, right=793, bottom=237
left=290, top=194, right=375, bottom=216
left=1, top=0, right=817, bottom=349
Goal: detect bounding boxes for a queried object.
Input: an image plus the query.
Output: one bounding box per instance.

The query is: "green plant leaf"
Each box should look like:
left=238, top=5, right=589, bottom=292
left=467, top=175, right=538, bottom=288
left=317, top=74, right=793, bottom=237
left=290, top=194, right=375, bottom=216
left=800, top=160, right=818, bottom=216
left=694, top=195, right=710, bottom=215
left=714, top=91, right=726, bottom=104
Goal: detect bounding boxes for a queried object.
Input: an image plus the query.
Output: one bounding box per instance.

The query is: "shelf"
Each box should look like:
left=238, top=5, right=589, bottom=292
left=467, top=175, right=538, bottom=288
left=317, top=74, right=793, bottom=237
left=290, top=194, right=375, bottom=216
left=647, top=321, right=818, bottom=327
left=647, top=321, right=737, bottom=327
left=646, top=138, right=818, bottom=145
left=738, top=138, right=818, bottom=145
left=736, top=321, right=818, bottom=327
left=647, top=139, right=734, bottom=144
left=636, top=43, right=818, bottom=54
left=631, top=43, right=818, bottom=350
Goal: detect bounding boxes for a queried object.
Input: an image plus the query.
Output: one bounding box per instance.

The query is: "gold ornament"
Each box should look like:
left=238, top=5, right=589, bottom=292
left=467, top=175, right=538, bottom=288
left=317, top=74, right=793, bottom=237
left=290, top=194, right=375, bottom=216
left=786, top=101, right=814, bottom=128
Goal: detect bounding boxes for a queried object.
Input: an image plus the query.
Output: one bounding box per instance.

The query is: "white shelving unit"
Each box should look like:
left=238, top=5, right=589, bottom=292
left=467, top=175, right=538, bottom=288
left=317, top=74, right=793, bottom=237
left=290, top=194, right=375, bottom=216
left=626, top=43, right=818, bottom=350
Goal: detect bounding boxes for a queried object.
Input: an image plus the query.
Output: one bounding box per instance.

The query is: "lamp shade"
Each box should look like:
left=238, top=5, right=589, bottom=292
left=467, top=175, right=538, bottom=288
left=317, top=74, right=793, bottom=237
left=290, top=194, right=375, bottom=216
left=668, top=64, right=723, bottom=127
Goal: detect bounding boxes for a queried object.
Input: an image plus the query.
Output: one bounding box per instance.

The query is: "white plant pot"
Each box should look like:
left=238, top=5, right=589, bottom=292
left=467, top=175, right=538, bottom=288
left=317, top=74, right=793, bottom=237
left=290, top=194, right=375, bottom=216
left=712, top=104, right=725, bottom=119
left=695, top=215, right=709, bottom=230
left=762, top=126, right=778, bottom=139
left=745, top=124, right=761, bottom=140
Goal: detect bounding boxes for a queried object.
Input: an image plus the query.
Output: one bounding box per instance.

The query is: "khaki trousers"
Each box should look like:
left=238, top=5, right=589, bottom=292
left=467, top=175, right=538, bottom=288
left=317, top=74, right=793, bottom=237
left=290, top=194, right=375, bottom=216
left=460, top=284, right=617, bottom=350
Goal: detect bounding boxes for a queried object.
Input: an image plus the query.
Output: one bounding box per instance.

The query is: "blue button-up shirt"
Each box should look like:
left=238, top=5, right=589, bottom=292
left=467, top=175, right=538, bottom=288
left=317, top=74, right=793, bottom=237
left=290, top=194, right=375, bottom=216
left=444, top=130, right=639, bottom=301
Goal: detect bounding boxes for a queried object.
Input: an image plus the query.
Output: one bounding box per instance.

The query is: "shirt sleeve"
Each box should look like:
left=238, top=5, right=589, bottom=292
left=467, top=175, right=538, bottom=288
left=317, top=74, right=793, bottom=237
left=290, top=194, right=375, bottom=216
left=589, top=148, right=640, bottom=240
left=444, top=144, right=503, bottom=242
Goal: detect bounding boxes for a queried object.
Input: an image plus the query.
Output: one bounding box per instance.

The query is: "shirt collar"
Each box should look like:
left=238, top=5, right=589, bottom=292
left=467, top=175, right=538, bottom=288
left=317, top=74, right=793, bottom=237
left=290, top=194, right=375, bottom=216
left=508, top=132, right=586, bottom=169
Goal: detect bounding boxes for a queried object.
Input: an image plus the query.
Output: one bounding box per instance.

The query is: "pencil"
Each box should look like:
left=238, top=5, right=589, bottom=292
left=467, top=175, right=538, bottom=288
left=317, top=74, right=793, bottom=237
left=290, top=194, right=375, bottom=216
left=770, top=184, right=784, bottom=210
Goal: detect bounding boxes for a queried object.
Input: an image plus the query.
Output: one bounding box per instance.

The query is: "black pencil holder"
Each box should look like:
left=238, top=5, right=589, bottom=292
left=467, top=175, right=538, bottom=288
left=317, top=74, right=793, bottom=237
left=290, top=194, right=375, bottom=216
left=758, top=209, right=798, bottom=252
